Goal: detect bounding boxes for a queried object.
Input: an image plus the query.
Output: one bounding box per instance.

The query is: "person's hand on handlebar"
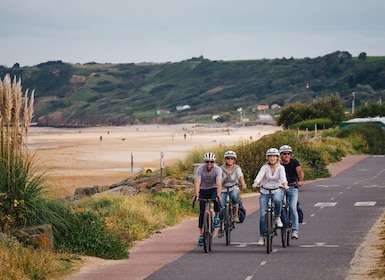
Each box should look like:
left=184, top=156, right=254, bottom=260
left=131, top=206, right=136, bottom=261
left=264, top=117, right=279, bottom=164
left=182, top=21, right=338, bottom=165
left=252, top=181, right=259, bottom=189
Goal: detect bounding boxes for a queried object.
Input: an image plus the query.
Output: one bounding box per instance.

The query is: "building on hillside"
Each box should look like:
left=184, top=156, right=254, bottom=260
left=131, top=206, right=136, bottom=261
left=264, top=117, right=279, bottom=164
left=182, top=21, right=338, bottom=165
left=271, top=104, right=281, bottom=109
left=339, top=116, right=385, bottom=130
left=176, top=105, right=190, bottom=111
left=256, top=114, right=274, bottom=121
left=157, top=109, right=170, bottom=115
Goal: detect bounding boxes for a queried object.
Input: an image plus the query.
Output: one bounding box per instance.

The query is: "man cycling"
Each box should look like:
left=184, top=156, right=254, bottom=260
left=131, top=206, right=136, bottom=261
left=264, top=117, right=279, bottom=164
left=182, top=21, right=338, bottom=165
left=279, top=145, right=304, bottom=240
left=193, top=152, right=222, bottom=246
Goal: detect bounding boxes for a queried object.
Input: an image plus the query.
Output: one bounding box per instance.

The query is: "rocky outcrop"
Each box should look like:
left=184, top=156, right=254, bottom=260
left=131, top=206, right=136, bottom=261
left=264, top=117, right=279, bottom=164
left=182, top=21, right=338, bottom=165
left=72, top=175, right=194, bottom=199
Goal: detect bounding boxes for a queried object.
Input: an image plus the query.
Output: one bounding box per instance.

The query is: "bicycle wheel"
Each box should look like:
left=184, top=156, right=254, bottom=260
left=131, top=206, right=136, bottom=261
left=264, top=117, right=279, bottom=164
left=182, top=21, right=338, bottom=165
left=286, top=208, right=292, bottom=246
left=265, top=211, right=273, bottom=253
left=209, top=215, right=213, bottom=251
left=203, top=211, right=210, bottom=253
left=281, top=227, right=288, bottom=247
left=224, top=205, right=231, bottom=245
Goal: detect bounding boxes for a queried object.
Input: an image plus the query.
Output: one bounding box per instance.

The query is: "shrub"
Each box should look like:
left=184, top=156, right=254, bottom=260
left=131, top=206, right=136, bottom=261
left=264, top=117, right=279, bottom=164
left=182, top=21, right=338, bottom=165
left=337, top=123, right=385, bottom=154
left=291, top=118, right=334, bottom=130
left=56, top=210, right=129, bottom=260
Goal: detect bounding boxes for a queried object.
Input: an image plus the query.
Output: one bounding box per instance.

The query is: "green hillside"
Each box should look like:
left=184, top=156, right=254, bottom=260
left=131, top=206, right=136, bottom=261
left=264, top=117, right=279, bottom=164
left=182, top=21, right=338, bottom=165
left=1, top=51, right=385, bottom=127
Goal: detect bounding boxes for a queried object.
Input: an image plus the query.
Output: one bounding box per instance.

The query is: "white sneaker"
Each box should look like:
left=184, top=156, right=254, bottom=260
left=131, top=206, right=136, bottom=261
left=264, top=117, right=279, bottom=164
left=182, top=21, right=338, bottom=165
left=275, top=217, right=283, bottom=228
left=234, top=215, right=240, bottom=223
left=292, top=231, right=299, bottom=239
left=257, top=237, right=265, bottom=246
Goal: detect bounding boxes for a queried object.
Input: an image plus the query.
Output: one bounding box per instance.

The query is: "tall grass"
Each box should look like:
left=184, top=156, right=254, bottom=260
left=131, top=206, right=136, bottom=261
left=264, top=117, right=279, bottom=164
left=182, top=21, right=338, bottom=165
left=0, top=74, right=76, bottom=279
left=0, top=74, right=38, bottom=231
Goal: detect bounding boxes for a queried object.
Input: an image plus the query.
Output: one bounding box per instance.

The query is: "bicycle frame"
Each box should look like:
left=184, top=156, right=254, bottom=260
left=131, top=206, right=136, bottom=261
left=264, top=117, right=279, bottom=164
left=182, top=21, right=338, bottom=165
left=194, top=198, right=216, bottom=253
left=223, top=185, right=237, bottom=245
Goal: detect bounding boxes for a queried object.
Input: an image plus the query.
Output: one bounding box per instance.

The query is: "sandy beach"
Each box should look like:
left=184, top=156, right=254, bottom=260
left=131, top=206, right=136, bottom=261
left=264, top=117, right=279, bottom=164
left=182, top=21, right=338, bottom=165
left=26, top=124, right=282, bottom=197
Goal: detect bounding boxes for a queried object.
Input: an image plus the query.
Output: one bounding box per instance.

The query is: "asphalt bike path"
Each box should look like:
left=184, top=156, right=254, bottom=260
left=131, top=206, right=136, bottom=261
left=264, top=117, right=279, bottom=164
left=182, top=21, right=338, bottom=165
left=68, top=155, right=380, bottom=280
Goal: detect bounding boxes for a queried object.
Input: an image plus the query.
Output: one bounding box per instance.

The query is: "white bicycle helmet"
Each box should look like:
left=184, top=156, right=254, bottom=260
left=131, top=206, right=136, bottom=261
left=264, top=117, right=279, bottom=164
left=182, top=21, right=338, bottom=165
left=203, top=152, right=216, bottom=161
left=266, top=148, right=280, bottom=159
left=279, top=145, right=292, bottom=154
left=224, top=150, right=237, bottom=159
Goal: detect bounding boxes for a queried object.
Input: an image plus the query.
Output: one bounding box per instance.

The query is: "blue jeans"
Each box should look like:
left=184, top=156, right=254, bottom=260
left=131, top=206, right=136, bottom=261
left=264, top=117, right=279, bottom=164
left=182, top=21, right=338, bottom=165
left=259, top=190, right=284, bottom=237
left=287, top=187, right=299, bottom=232
left=220, top=188, right=240, bottom=220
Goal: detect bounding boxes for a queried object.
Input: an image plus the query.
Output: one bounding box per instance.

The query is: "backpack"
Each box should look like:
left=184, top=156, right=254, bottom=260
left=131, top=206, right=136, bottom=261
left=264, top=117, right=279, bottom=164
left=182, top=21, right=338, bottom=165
left=297, top=201, right=304, bottom=224
left=238, top=200, right=246, bottom=223
left=280, top=210, right=290, bottom=228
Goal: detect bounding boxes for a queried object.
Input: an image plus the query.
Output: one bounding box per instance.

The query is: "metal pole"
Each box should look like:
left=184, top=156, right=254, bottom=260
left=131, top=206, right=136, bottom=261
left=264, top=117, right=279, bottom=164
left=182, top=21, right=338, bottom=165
left=352, top=92, right=355, bottom=114
left=131, top=152, right=133, bottom=172
left=160, top=152, right=164, bottom=191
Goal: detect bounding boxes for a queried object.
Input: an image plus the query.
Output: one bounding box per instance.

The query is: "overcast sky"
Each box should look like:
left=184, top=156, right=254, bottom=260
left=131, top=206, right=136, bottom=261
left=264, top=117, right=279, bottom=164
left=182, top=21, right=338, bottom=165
left=1, top=0, right=384, bottom=67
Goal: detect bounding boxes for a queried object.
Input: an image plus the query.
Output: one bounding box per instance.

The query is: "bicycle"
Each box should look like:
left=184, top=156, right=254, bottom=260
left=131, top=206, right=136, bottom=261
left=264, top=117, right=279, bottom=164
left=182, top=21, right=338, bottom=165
left=281, top=189, right=292, bottom=248
left=222, top=184, right=237, bottom=245
left=193, top=198, right=217, bottom=253
left=260, top=185, right=283, bottom=254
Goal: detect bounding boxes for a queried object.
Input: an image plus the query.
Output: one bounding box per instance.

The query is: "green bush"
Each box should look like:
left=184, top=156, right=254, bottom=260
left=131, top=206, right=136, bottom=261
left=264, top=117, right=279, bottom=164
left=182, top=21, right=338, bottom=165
left=291, top=118, right=334, bottom=130
left=56, top=210, right=129, bottom=259
left=337, top=123, right=385, bottom=154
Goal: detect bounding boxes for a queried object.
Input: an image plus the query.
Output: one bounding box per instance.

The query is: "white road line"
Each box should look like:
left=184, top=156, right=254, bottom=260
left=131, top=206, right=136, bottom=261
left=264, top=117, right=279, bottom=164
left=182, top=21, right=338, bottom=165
left=314, top=202, right=337, bottom=207
left=354, top=201, right=376, bottom=206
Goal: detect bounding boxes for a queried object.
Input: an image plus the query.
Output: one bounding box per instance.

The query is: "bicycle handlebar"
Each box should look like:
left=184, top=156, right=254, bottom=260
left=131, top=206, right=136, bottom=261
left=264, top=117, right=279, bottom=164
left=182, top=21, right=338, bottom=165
left=192, top=197, right=218, bottom=208
left=259, top=185, right=283, bottom=191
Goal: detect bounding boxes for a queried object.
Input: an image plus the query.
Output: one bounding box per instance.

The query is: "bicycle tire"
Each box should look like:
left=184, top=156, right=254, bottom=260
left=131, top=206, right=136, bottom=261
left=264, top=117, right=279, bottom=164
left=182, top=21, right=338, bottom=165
left=209, top=215, right=213, bottom=251
left=203, top=211, right=210, bottom=253
left=224, top=205, right=231, bottom=245
left=265, top=211, right=273, bottom=253
left=281, top=227, right=288, bottom=247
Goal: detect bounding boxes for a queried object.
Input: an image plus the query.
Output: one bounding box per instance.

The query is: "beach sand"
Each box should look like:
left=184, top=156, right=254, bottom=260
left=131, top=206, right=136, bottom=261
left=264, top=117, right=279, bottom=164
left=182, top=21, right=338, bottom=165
left=27, top=124, right=282, bottom=197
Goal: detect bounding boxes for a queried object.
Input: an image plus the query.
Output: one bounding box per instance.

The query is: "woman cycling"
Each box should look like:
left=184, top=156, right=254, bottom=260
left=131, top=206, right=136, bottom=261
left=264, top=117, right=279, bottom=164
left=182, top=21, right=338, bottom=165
left=252, top=148, right=288, bottom=246
left=217, top=150, right=247, bottom=238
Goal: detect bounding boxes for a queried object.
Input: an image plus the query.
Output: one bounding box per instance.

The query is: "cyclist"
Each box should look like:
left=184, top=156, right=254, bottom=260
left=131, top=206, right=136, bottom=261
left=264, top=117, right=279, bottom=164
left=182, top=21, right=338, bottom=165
left=279, top=145, right=304, bottom=240
left=193, top=152, right=222, bottom=246
left=252, top=148, right=288, bottom=246
left=217, top=150, right=247, bottom=238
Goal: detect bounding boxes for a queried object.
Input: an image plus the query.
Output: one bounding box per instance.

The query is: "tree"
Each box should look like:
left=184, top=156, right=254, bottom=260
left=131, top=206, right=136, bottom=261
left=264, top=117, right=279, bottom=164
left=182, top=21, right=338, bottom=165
left=276, top=95, right=346, bottom=129
left=358, top=52, right=367, bottom=61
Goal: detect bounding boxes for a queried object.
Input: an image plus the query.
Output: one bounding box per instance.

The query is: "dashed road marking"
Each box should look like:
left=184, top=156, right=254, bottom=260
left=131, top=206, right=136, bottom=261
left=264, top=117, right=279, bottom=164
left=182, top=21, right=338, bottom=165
left=300, top=242, right=338, bottom=248
left=354, top=201, right=376, bottom=206
left=314, top=202, right=337, bottom=208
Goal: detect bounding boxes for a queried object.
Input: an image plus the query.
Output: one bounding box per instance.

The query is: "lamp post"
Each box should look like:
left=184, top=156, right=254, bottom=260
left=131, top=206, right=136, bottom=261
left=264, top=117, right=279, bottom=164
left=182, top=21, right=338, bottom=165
left=352, top=92, right=355, bottom=115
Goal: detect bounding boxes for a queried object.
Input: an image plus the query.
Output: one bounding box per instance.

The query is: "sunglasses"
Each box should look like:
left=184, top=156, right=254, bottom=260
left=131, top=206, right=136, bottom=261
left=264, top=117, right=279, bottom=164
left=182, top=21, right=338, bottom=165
left=225, top=157, right=235, bottom=160
left=205, top=161, right=214, bottom=164
left=282, top=153, right=291, bottom=155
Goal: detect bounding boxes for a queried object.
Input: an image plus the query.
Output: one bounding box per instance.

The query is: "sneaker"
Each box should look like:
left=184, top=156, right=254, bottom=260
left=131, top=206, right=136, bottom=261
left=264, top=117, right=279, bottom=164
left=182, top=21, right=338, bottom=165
left=214, top=217, right=220, bottom=228
left=217, top=229, right=223, bottom=238
left=233, top=215, right=240, bottom=223
left=257, top=237, right=265, bottom=246
left=292, top=231, right=299, bottom=240
left=197, top=235, right=204, bottom=246
left=275, top=217, right=283, bottom=228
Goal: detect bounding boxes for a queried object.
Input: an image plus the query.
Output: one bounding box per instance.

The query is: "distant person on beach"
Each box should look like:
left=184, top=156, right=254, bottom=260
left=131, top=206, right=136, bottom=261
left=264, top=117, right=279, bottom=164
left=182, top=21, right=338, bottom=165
left=193, top=152, right=222, bottom=246
left=279, top=145, right=304, bottom=240
left=217, top=150, right=247, bottom=238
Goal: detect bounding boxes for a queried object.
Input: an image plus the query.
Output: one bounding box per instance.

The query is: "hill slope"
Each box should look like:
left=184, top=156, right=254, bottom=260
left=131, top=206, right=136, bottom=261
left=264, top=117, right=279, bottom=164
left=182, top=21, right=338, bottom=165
left=1, top=51, right=385, bottom=127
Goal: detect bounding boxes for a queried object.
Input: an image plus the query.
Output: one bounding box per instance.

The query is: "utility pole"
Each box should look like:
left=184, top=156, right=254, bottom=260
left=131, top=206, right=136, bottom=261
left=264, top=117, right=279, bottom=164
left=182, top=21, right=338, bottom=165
left=352, top=92, right=355, bottom=115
